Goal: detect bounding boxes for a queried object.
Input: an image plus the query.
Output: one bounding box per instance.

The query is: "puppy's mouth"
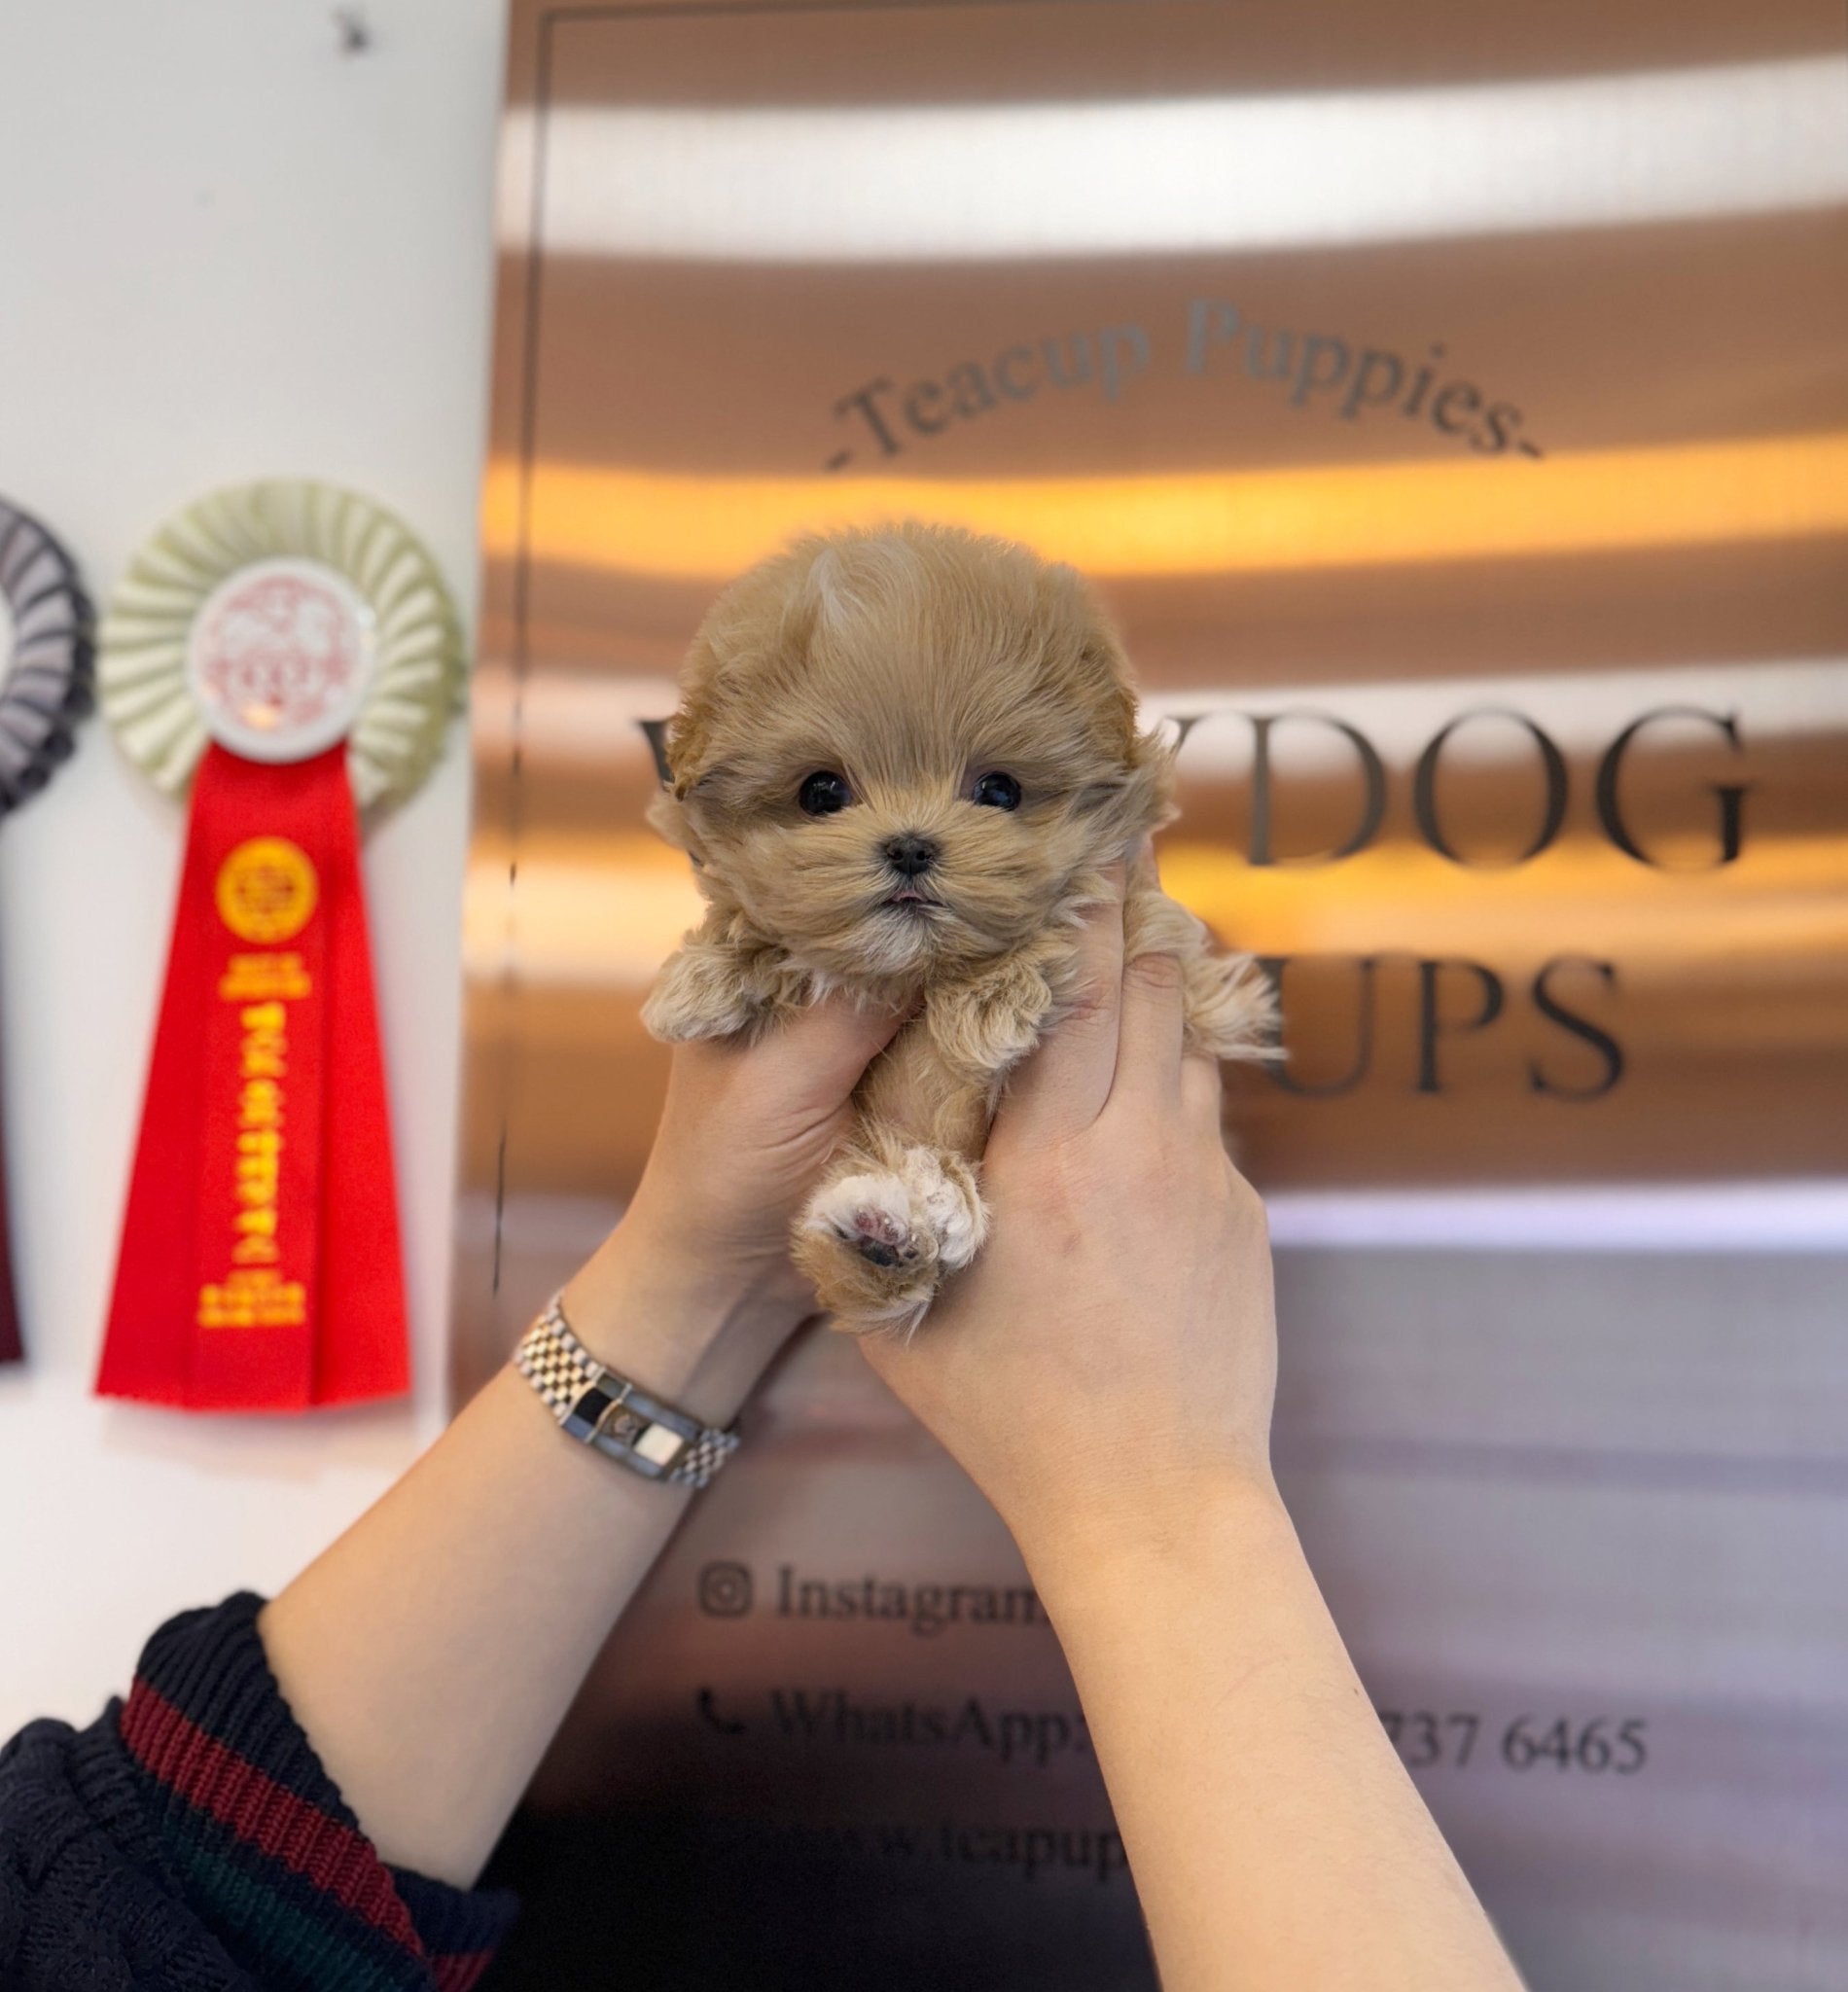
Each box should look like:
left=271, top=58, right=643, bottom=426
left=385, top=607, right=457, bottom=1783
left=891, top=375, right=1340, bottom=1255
left=882, top=886, right=942, bottom=913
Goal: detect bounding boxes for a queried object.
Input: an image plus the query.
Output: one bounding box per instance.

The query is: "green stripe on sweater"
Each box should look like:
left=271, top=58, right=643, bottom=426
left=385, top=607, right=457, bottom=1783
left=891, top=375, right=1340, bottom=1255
left=157, top=1808, right=429, bottom=1992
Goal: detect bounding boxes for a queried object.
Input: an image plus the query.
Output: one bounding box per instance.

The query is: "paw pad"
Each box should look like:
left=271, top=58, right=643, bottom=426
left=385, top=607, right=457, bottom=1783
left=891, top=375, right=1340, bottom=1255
left=837, top=1203, right=916, bottom=1267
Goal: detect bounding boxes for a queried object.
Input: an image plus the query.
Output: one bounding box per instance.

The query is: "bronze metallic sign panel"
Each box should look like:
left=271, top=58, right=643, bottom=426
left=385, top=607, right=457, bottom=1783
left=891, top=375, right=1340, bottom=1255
left=461, top=5, right=1848, bottom=1985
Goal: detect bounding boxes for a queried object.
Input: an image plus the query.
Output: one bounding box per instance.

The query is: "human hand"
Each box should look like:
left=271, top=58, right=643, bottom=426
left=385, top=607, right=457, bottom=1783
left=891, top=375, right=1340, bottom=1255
left=858, top=859, right=1280, bottom=1580
left=562, top=994, right=905, bottom=1415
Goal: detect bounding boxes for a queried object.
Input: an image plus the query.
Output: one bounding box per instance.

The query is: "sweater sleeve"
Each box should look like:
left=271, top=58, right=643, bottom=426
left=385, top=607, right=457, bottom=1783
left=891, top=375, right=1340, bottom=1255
left=0, top=1593, right=518, bottom=1992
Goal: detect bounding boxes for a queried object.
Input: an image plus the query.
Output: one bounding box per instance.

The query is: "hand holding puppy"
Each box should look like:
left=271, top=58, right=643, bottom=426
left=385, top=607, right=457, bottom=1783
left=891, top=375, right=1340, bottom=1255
left=858, top=859, right=1280, bottom=1569
left=644, top=522, right=1274, bottom=1330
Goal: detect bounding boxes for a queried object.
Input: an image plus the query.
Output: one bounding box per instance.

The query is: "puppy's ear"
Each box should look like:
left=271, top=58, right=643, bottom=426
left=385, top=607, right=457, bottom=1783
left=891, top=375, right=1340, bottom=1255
left=1037, top=558, right=1140, bottom=748
left=1080, top=726, right=1177, bottom=844
left=642, top=675, right=722, bottom=865
left=1121, top=726, right=1180, bottom=835
left=660, top=534, right=828, bottom=804
left=646, top=782, right=704, bottom=865
left=662, top=687, right=717, bottom=800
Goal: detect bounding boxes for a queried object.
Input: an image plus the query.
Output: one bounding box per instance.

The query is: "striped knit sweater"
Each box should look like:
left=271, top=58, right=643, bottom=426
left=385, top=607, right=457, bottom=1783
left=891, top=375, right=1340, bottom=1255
left=0, top=1593, right=517, bottom=1990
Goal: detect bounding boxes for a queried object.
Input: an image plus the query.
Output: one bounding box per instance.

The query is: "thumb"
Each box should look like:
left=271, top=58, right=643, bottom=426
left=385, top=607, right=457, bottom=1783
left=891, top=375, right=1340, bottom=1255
left=743, top=990, right=910, bottom=1115
left=855, top=1312, right=932, bottom=1389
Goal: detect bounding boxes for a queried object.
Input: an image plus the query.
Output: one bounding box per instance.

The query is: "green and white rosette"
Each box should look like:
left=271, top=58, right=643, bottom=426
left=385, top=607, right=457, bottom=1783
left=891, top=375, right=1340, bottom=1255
left=97, top=479, right=466, bottom=808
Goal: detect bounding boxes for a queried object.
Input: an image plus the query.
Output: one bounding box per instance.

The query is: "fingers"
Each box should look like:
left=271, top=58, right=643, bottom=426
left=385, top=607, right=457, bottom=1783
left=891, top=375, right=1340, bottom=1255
left=1000, top=863, right=1126, bottom=1143
left=1114, top=951, right=1186, bottom=1106
left=1126, top=834, right=1161, bottom=903
left=1181, top=1051, right=1225, bottom=1135
left=727, top=989, right=908, bottom=1113
left=1108, top=839, right=1184, bottom=1109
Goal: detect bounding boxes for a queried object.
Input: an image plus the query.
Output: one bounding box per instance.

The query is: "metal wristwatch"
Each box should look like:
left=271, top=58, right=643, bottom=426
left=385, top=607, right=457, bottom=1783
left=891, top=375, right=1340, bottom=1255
left=514, top=1294, right=740, bottom=1489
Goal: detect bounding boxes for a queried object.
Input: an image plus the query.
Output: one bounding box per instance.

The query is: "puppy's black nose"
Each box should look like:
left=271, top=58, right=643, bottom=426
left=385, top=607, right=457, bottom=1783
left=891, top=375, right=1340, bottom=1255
left=883, top=832, right=940, bottom=877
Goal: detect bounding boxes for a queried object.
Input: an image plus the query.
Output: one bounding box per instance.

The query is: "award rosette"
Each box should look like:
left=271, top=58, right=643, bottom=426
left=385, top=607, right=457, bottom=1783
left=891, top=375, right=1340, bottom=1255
left=0, top=496, right=94, bottom=1364
left=94, top=481, right=464, bottom=1409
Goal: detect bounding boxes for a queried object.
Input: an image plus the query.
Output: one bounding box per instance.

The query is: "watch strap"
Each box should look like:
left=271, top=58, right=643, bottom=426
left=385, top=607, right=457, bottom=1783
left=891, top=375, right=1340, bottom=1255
left=514, top=1295, right=739, bottom=1489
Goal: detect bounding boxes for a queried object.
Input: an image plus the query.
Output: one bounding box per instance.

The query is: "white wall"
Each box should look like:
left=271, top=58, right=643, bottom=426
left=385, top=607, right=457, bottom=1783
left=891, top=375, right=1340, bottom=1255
left=0, top=0, right=506, bottom=1734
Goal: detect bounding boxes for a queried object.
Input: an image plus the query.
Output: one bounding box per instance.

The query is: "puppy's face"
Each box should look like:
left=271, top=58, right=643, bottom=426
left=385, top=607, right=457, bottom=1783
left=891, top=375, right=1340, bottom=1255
left=656, top=526, right=1165, bottom=987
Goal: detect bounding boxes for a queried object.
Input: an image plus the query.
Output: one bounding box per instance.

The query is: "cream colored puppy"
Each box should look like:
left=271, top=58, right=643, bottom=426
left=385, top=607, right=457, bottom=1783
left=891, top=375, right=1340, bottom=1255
left=644, top=521, right=1274, bottom=1329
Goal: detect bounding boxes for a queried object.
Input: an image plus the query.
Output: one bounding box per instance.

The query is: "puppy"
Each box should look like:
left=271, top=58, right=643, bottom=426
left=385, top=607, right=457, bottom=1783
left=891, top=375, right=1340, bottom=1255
left=643, top=521, right=1274, bottom=1330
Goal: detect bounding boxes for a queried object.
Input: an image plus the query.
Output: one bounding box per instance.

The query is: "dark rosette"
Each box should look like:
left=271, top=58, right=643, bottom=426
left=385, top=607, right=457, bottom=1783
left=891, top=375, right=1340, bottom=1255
left=0, top=497, right=93, bottom=816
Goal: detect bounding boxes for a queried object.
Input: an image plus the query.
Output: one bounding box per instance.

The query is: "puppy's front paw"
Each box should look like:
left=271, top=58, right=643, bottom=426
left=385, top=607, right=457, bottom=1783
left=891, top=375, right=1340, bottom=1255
left=816, top=1173, right=924, bottom=1269
left=795, top=1146, right=986, bottom=1331
left=642, top=944, right=763, bottom=1043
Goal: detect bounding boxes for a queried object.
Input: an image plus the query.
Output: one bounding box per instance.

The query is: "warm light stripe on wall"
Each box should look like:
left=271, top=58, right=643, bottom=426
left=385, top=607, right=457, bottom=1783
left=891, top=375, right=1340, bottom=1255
left=481, top=430, right=1848, bottom=583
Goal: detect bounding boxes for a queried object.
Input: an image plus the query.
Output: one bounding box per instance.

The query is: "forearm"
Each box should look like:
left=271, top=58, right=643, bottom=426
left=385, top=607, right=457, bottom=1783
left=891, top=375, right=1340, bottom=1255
left=1026, top=1478, right=1525, bottom=1992
left=260, top=1230, right=789, bottom=1888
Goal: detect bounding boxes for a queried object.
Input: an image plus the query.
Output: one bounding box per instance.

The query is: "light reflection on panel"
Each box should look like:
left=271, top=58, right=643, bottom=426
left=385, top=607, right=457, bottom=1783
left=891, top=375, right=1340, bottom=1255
left=500, top=56, right=1848, bottom=262
left=462, top=5, right=1848, bottom=1988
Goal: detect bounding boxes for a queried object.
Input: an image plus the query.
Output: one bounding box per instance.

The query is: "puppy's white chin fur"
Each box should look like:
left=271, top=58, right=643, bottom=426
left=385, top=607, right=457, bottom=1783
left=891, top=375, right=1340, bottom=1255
left=786, top=905, right=964, bottom=986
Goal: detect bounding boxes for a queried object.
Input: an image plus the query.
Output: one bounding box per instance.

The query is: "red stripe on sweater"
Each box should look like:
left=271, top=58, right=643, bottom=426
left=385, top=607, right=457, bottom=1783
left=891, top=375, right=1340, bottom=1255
left=432, top=1948, right=498, bottom=1992
left=120, top=1678, right=426, bottom=1958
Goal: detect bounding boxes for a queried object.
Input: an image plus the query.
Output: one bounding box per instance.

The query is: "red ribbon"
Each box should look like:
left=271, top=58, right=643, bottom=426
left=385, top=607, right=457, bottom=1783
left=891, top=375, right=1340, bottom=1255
left=96, top=743, right=409, bottom=1409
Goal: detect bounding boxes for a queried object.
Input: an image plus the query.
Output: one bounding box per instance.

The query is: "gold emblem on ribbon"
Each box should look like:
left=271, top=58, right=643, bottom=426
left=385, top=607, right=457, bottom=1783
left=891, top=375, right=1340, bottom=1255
left=215, top=837, right=319, bottom=944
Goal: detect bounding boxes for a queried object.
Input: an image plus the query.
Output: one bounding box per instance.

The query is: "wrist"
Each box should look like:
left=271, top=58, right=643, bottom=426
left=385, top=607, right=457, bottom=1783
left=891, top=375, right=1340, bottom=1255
left=1011, top=1462, right=1293, bottom=1620
left=556, top=1222, right=800, bottom=1428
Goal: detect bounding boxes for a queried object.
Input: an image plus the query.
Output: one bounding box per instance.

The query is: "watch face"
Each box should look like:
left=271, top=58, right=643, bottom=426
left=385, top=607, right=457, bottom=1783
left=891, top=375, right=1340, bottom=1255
left=631, top=1422, right=689, bottom=1469
left=601, top=1405, right=650, bottom=1448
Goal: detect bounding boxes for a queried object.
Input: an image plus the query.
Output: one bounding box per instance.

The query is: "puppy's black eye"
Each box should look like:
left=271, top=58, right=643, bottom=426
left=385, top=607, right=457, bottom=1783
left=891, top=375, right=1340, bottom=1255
left=799, top=770, right=853, bottom=816
left=971, top=770, right=1022, bottom=811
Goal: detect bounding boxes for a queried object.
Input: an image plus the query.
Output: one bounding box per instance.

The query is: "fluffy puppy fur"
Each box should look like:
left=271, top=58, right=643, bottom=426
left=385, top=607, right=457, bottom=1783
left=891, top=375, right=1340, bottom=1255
left=644, top=521, right=1274, bottom=1330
